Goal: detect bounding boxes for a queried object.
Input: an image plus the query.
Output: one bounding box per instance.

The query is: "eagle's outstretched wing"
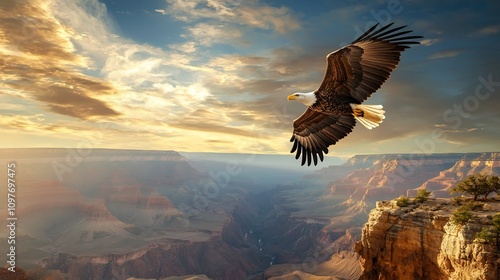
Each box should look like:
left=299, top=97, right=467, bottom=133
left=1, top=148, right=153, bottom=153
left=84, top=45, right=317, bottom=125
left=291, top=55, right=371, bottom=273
left=317, top=23, right=422, bottom=102
left=290, top=109, right=355, bottom=166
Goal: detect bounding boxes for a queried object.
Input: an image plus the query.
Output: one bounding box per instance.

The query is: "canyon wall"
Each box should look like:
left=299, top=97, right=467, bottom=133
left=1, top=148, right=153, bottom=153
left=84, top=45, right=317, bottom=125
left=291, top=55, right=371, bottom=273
left=356, top=198, right=500, bottom=280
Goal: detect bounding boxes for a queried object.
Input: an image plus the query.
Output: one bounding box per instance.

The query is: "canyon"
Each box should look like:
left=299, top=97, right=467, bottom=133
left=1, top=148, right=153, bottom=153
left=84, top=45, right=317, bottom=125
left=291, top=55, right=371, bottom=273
left=0, top=149, right=498, bottom=279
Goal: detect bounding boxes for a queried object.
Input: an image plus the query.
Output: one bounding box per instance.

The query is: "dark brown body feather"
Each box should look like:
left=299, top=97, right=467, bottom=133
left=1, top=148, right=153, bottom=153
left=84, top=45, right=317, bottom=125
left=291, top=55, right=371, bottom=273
left=290, top=23, right=422, bottom=166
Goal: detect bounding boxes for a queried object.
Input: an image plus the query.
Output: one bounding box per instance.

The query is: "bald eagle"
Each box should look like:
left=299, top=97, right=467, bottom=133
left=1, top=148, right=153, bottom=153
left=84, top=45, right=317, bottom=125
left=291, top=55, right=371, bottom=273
left=287, top=23, right=422, bottom=166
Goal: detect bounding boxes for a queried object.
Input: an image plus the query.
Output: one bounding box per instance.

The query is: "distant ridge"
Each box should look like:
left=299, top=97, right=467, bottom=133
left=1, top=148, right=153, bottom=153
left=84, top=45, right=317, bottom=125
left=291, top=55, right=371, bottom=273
left=345, top=152, right=500, bottom=166
left=0, top=147, right=181, bottom=158
left=0, top=148, right=186, bottom=164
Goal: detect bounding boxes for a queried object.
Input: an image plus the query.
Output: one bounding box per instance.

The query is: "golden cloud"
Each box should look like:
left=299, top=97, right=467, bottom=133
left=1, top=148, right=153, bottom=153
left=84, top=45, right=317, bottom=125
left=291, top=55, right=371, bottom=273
left=163, top=0, right=301, bottom=34
left=0, top=0, right=120, bottom=120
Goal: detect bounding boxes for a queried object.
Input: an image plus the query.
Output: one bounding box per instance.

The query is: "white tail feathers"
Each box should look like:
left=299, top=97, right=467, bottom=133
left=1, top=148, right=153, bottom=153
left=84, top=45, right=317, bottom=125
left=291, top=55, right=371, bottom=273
left=350, top=104, right=386, bottom=130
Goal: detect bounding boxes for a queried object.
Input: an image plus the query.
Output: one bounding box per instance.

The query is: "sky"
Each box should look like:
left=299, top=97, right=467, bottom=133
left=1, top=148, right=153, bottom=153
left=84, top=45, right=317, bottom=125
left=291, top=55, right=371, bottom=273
left=1, top=0, right=500, bottom=159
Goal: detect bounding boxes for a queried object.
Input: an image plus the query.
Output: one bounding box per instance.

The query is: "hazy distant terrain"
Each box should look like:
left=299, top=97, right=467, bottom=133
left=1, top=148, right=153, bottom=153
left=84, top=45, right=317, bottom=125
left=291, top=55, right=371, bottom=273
left=0, top=149, right=498, bottom=279
left=0, top=149, right=268, bottom=278
left=180, top=152, right=346, bottom=192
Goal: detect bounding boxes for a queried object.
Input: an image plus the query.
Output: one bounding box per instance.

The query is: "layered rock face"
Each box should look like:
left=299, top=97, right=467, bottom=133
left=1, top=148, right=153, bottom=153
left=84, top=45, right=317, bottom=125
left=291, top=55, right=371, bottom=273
left=41, top=196, right=267, bottom=280
left=329, top=154, right=460, bottom=202
left=45, top=232, right=263, bottom=280
left=326, top=153, right=500, bottom=205
left=356, top=199, right=500, bottom=280
left=419, top=152, right=500, bottom=197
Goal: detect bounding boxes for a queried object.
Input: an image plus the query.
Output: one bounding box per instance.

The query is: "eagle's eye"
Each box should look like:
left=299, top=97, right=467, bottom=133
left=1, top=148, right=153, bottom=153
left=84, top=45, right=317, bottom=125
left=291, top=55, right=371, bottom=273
left=295, top=94, right=299, bottom=96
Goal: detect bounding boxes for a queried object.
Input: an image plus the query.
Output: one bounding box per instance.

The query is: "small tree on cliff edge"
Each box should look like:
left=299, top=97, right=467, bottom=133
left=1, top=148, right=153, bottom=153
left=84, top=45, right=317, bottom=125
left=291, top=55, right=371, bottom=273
left=451, top=173, right=500, bottom=200
left=476, top=214, right=500, bottom=249
left=486, top=175, right=500, bottom=199
left=415, top=189, right=431, bottom=203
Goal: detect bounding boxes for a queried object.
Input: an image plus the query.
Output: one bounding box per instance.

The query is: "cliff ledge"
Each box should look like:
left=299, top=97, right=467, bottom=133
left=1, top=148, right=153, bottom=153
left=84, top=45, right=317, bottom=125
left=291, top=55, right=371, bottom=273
left=356, top=197, right=500, bottom=280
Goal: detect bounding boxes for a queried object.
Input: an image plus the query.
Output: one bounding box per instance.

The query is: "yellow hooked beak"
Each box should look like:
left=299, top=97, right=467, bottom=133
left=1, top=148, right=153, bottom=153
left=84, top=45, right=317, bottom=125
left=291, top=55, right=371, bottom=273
left=287, top=94, right=297, bottom=101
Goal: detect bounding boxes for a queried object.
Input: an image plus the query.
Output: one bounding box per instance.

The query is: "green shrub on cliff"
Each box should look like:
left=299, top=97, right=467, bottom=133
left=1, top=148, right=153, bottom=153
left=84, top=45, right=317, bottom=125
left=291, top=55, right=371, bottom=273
left=450, top=201, right=485, bottom=225
left=465, top=201, right=484, bottom=211
left=414, top=189, right=431, bottom=203
left=450, top=206, right=473, bottom=225
left=476, top=228, right=494, bottom=243
left=475, top=214, right=500, bottom=249
left=396, top=196, right=410, bottom=207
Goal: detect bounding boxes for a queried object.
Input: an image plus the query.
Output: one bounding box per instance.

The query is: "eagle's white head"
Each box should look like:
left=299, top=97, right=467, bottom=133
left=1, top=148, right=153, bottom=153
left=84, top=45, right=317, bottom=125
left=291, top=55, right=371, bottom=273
left=287, top=91, right=317, bottom=106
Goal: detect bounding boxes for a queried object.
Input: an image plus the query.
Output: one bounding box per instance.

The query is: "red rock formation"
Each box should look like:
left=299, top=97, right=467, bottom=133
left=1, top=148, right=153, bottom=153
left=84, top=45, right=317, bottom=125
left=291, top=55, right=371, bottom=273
left=79, top=199, right=120, bottom=220
left=329, top=156, right=456, bottom=203
left=418, top=152, right=500, bottom=197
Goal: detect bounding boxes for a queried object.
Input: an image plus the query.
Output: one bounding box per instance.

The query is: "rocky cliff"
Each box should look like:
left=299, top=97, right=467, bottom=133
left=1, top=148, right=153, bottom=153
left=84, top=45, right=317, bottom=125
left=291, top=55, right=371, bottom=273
left=356, top=198, right=500, bottom=280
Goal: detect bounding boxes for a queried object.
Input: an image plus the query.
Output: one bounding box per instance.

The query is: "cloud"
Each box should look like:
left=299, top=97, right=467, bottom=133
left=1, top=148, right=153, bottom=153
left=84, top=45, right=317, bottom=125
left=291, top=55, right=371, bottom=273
left=326, top=4, right=367, bottom=21
left=155, top=9, right=167, bottom=15
left=40, top=84, right=119, bottom=118
left=207, top=55, right=267, bottom=72
left=0, top=114, right=60, bottom=132
left=204, top=139, right=233, bottom=144
left=478, top=25, right=500, bottom=35
left=46, top=0, right=218, bottom=123
left=163, top=0, right=301, bottom=34
left=428, top=49, right=462, bottom=59
left=0, top=0, right=120, bottom=120
left=185, top=23, right=243, bottom=46
left=169, top=42, right=198, bottom=54
left=101, top=45, right=167, bottom=87
left=162, top=0, right=235, bottom=21
left=469, top=25, right=500, bottom=37
left=420, top=38, right=440, bottom=46
left=170, top=121, right=259, bottom=138
left=0, top=112, right=111, bottom=136
left=237, top=3, right=300, bottom=34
